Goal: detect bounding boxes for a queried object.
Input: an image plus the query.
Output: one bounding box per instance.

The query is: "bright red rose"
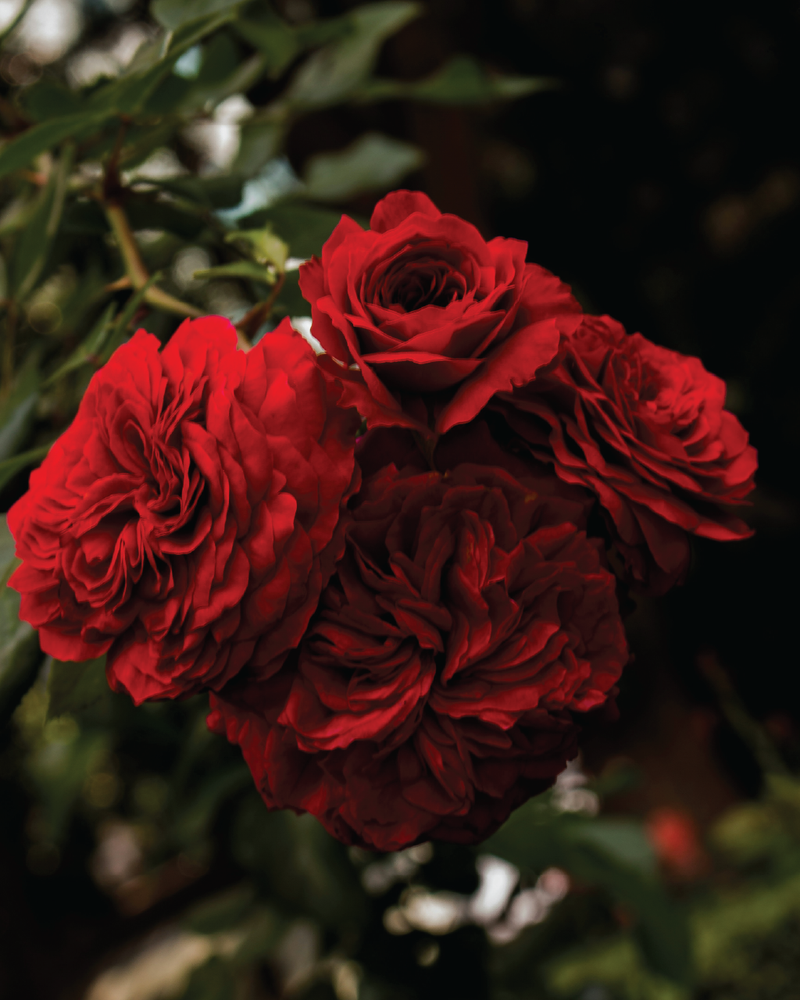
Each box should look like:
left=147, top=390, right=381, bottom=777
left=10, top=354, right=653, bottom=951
left=299, top=190, right=582, bottom=436
left=490, top=314, right=757, bottom=592
left=209, top=462, right=627, bottom=851
left=7, top=316, right=358, bottom=704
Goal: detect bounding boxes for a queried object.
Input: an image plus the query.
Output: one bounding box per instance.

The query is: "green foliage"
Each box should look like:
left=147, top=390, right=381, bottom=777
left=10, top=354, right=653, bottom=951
left=303, top=133, right=426, bottom=201
left=46, top=657, right=110, bottom=721
left=356, top=54, right=557, bottom=105
left=486, top=797, right=694, bottom=986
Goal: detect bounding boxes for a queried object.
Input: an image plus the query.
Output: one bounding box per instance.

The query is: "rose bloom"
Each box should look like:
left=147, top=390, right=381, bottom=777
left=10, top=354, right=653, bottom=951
left=209, top=460, right=627, bottom=851
left=299, top=189, right=582, bottom=436
left=7, top=317, right=358, bottom=704
left=492, top=314, right=758, bottom=593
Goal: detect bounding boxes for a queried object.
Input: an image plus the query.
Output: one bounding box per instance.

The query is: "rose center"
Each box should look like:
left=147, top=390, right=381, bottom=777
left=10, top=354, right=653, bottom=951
left=367, top=244, right=474, bottom=313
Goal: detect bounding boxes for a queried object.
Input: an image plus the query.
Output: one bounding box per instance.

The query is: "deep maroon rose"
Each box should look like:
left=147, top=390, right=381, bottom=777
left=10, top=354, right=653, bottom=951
left=7, top=316, right=358, bottom=704
left=492, top=314, right=758, bottom=592
left=209, top=462, right=627, bottom=851
left=299, top=190, right=582, bottom=436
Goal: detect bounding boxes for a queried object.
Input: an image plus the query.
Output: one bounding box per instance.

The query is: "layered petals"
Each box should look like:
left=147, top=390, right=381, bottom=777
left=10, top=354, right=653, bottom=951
left=298, top=189, right=581, bottom=434
left=8, top=317, right=359, bottom=703
left=209, top=461, right=627, bottom=850
left=492, top=314, right=758, bottom=592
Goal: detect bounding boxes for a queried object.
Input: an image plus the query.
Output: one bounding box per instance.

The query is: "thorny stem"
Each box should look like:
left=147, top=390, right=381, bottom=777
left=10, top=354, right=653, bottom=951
left=104, top=202, right=202, bottom=319
left=235, top=271, right=286, bottom=349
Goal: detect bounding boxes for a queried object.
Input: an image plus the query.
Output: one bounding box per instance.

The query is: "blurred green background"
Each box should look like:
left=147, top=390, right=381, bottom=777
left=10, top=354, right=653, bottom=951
left=0, top=0, right=798, bottom=998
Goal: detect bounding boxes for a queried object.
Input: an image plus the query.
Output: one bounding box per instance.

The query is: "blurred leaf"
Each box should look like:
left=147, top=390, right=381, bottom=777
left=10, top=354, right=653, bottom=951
left=11, top=143, right=74, bottom=301
left=88, top=14, right=238, bottom=116
left=194, top=261, right=273, bottom=283
left=304, top=132, right=424, bottom=202
left=234, top=8, right=354, bottom=80
left=225, top=227, right=288, bottom=270
left=233, top=120, right=285, bottom=177
left=233, top=13, right=302, bottom=79
left=170, top=764, right=251, bottom=850
left=251, top=202, right=348, bottom=258
left=0, top=444, right=50, bottom=494
left=21, top=78, right=85, bottom=122
left=183, top=883, right=256, bottom=934
left=177, top=958, right=236, bottom=1000
left=233, top=795, right=366, bottom=928
left=545, top=935, right=683, bottom=1000
left=46, top=656, right=109, bottom=722
left=28, top=726, right=109, bottom=842
left=356, top=55, right=557, bottom=105
left=574, top=819, right=659, bottom=878
left=161, top=32, right=265, bottom=116
left=486, top=807, right=694, bottom=986
left=283, top=1, right=421, bottom=110
left=42, top=302, right=117, bottom=387
left=0, top=515, right=42, bottom=724
left=0, top=353, right=40, bottom=461
left=152, top=0, right=246, bottom=32
left=0, top=113, right=102, bottom=182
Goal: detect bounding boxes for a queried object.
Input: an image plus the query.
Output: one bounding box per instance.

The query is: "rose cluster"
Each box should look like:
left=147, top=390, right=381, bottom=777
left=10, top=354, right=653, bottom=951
left=8, top=191, right=756, bottom=850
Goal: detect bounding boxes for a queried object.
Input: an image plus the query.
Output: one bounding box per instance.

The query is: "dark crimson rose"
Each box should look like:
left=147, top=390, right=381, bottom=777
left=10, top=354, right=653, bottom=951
left=492, top=314, right=758, bottom=593
left=209, top=462, right=627, bottom=851
left=298, top=190, right=582, bottom=436
left=7, top=316, right=358, bottom=704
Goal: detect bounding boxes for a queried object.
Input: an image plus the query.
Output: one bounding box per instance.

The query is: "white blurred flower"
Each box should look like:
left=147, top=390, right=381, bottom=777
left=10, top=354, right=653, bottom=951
left=183, top=94, right=254, bottom=175
left=10, top=0, right=83, bottom=63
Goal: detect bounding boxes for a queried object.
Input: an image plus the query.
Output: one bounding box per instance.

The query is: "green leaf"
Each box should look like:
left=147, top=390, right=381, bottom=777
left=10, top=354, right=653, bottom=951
left=0, top=444, right=50, bottom=494
left=0, top=112, right=107, bottom=182
left=46, top=656, right=109, bottom=721
left=356, top=55, right=557, bottom=105
left=11, top=143, right=74, bottom=301
left=233, top=8, right=355, bottom=80
left=232, top=795, right=366, bottom=927
left=224, top=227, right=288, bottom=270
left=303, top=132, right=424, bottom=202
left=0, top=353, right=40, bottom=461
left=169, top=764, right=251, bottom=849
left=88, top=13, right=238, bottom=116
left=183, top=884, right=257, bottom=935
left=233, top=120, right=285, bottom=177
left=233, top=13, right=300, bottom=79
left=0, top=515, right=42, bottom=723
left=151, top=0, right=246, bottom=31
left=248, top=202, right=348, bottom=259
left=21, top=78, right=86, bottom=122
left=193, top=261, right=274, bottom=283
left=283, top=1, right=421, bottom=110
left=43, top=302, right=117, bottom=387
left=485, top=806, right=694, bottom=986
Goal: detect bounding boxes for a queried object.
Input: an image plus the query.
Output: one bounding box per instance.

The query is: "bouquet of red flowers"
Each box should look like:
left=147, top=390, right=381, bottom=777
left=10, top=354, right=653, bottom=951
left=7, top=191, right=756, bottom=852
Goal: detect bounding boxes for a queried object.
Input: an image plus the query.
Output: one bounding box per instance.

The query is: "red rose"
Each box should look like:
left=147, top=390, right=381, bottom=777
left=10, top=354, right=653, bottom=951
left=7, top=316, right=358, bottom=704
left=492, top=314, right=758, bottom=592
left=209, top=462, right=627, bottom=851
left=299, top=190, right=581, bottom=436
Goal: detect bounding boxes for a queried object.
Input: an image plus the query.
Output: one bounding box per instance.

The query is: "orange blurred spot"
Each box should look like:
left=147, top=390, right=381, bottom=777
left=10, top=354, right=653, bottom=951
left=646, top=806, right=705, bottom=879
